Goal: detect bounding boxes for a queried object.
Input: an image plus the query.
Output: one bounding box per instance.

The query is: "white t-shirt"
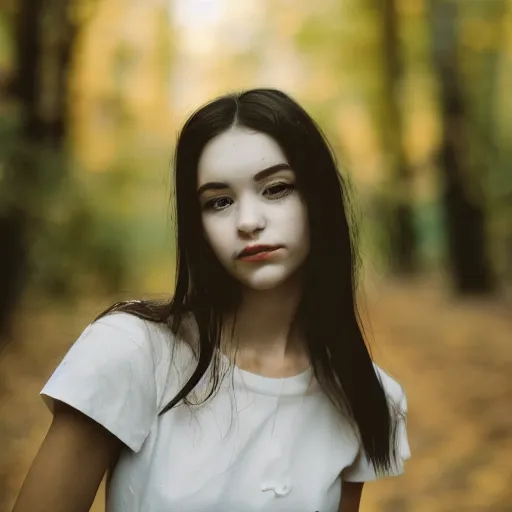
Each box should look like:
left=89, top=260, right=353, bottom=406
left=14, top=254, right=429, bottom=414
left=40, top=312, right=410, bottom=512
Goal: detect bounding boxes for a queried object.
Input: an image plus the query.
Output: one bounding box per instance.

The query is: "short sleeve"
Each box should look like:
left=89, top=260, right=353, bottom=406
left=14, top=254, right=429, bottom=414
left=342, top=365, right=411, bottom=482
left=40, top=312, right=168, bottom=453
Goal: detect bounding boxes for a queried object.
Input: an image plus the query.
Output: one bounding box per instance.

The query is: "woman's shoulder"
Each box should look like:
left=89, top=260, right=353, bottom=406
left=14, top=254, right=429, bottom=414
left=39, top=310, right=198, bottom=451
left=92, top=310, right=167, bottom=342
left=48, top=310, right=198, bottom=397
left=90, top=310, right=194, bottom=357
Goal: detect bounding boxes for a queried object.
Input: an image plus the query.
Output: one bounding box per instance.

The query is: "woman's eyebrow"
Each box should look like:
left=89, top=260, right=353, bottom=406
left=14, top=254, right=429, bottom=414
left=197, top=163, right=292, bottom=195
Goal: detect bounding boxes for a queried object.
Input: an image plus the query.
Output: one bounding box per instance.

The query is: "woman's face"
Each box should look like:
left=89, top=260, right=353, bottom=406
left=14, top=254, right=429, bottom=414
left=197, top=126, right=310, bottom=291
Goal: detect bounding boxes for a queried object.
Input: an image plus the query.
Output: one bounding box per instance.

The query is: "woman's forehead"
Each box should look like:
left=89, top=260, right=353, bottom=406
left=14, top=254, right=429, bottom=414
left=197, top=127, right=289, bottom=184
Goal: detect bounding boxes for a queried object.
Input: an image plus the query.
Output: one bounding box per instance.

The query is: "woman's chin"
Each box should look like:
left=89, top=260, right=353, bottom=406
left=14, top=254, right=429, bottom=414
left=241, top=280, right=283, bottom=292
left=234, top=268, right=299, bottom=292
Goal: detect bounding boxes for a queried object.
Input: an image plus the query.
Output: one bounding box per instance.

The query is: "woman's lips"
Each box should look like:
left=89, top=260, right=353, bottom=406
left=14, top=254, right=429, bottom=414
left=237, top=246, right=283, bottom=262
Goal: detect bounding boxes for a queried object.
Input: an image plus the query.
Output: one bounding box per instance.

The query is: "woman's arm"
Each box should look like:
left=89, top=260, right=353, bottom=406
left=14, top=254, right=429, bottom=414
left=338, top=481, right=364, bottom=512
left=12, top=400, right=123, bottom=512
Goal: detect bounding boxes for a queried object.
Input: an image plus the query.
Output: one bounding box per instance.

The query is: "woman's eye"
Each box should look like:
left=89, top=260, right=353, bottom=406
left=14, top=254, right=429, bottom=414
left=264, top=182, right=295, bottom=199
left=203, top=196, right=232, bottom=211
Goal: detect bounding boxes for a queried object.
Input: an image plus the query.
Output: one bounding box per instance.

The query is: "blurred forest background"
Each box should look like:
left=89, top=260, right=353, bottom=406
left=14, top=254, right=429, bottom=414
left=0, top=0, right=511, bottom=511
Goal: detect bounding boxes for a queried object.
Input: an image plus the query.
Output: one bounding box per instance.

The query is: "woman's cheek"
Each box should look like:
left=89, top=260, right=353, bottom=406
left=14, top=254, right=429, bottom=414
left=203, top=220, right=231, bottom=259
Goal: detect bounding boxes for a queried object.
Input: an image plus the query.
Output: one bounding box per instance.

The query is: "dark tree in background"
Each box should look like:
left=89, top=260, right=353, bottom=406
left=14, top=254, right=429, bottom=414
left=429, top=0, right=495, bottom=294
left=379, top=0, right=417, bottom=275
left=0, top=0, right=80, bottom=340
left=0, top=0, right=44, bottom=340
left=44, top=0, right=80, bottom=148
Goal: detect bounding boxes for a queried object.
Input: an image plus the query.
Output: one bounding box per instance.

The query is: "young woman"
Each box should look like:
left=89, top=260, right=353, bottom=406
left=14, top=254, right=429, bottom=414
left=13, top=88, right=410, bottom=512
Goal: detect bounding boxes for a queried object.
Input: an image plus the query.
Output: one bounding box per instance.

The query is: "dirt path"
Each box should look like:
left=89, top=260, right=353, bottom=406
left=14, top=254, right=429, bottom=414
left=1, top=278, right=511, bottom=511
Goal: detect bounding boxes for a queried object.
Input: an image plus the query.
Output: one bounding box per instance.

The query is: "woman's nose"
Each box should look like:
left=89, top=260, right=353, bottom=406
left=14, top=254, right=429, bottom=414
left=236, top=200, right=266, bottom=237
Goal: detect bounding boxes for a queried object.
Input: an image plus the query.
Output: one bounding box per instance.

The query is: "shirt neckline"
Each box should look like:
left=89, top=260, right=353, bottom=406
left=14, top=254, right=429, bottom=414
left=217, top=350, right=316, bottom=397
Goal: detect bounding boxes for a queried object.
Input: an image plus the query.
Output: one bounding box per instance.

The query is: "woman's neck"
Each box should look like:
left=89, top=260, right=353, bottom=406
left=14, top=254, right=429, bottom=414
left=221, top=276, right=306, bottom=361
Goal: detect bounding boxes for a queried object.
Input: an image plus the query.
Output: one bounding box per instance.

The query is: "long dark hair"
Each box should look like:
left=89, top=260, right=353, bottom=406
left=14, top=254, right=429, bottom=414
left=96, top=88, right=401, bottom=476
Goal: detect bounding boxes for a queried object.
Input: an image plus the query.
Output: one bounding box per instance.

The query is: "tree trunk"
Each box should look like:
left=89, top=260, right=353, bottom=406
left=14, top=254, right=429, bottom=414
left=380, top=0, right=417, bottom=275
left=46, top=0, right=78, bottom=148
left=14, top=0, right=45, bottom=140
left=0, top=0, right=44, bottom=342
left=0, top=0, right=79, bottom=341
left=429, top=0, right=495, bottom=294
